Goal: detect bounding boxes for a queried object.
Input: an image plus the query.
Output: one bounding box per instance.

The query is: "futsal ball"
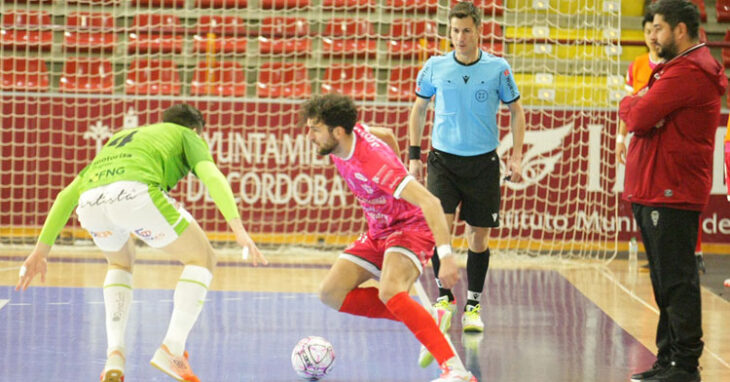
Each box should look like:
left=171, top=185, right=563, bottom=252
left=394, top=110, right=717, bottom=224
left=291, top=336, right=335, bottom=380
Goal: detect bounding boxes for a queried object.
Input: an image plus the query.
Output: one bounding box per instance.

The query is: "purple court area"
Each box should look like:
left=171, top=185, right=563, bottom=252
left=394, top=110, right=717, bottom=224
left=0, top=268, right=655, bottom=381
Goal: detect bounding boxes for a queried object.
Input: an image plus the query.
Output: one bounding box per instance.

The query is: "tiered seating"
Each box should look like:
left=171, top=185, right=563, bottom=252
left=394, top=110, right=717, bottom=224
left=385, top=0, right=438, bottom=14
left=721, top=31, right=730, bottom=68
left=481, top=21, right=503, bottom=56
left=387, top=65, right=420, bottom=101
left=193, top=15, right=247, bottom=54
left=125, top=59, right=181, bottom=95
left=260, top=0, right=311, bottom=9
left=63, top=12, right=117, bottom=53
left=258, top=17, right=311, bottom=57
left=257, top=62, right=311, bottom=99
left=130, top=0, right=186, bottom=7
left=451, top=0, right=503, bottom=16
left=322, top=18, right=376, bottom=58
left=692, top=0, right=707, bottom=22
left=718, top=0, right=730, bottom=23
left=128, top=14, right=184, bottom=54
left=1, top=57, right=49, bottom=92
left=514, top=73, right=623, bottom=107
left=0, top=10, right=53, bottom=51
left=3, top=0, right=53, bottom=2
left=190, top=61, right=246, bottom=97
left=322, top=0, right=376, bottom=10
left=321, top=64, right=376, bottom=100
left=67, top=1, right=123, bottom=4
left=59, top=58, right=114, bottom=93
left=387, top=19, right=438, bottom=59
left=195, top=0, right=248, bottom=7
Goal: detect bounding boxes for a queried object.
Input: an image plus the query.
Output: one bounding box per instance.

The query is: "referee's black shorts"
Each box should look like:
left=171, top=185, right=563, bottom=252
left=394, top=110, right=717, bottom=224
left=426, top=148, right=501, bottom=228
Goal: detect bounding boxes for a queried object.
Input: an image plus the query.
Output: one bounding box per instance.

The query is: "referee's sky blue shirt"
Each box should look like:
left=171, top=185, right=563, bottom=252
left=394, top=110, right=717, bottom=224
left=416, top=50, right=520, bottom=156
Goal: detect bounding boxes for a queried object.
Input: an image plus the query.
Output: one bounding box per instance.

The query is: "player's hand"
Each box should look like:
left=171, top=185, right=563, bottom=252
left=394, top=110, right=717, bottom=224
left=615, top=142, right=627, bottom=165
left=437, top=256, right=460, bottom=289
left=506, top=154, right=523, bottom=183
left=229, top=218, right=268, bottom=266
left=408, top=160, right=423, bottom=183
left=15, top=245, right=49, bottom=291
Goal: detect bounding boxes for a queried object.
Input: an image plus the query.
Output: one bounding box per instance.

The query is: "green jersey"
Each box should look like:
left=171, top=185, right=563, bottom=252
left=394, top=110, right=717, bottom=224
left=78, top=123, right=214, bottom=193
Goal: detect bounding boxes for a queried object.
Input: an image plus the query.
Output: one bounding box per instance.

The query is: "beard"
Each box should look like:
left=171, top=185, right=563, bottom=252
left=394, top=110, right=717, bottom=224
left=315, top=137, right=338, bottom=156
left=656, top=38, right=678, bottom=60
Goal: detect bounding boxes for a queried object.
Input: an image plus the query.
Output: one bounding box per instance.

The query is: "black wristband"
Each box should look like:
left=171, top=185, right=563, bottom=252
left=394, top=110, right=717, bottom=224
left=408, top=146, right=421, bottom=160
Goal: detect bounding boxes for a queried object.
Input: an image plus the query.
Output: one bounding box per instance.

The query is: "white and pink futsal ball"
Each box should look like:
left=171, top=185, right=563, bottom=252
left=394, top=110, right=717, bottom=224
left=291, top=336, right=335, bottom=380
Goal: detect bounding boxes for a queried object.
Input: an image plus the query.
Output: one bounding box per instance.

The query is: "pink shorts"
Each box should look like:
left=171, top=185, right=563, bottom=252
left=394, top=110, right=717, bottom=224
left=340, top=227, right=435, bottom=279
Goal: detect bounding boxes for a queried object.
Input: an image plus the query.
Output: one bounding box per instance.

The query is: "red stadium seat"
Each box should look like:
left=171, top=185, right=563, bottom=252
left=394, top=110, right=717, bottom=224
left=481, top=21, right=503, bottom=56
left=195, top=0, right=248, bottom=8
left=190, top=60, right=247, bottom=97
left=257, top=62, right=311, bottom=99
left=130, top=0, right=186, bottom=7
left=322, top=0, right=376, bottom=10
left=322, top=18, right=376, bottom=58
left=386, top=0, right=438, bottom=14
left=0, top=10, right=53, bottom=51
left=1, top=57, right=49, bottom=92
left=59, top=58, right=114, bottom=94
left=387, top=19, right=438, bottom=59
left=387, top=65, right=420, bottom=102
left=67, top=1, right=123, bottom=4
left=718, top=0, right=730, bottom=23
left=259, top=17, right=309, bottom=37
left=321, top=64, right=376, bottom=100
left=128, top=14, right=184, bottom=54
left=258, top=17, right=311, bottom=56
left=260, top=0, right=310, bottom=9
left=450, top=0, right=503, bottom=16
left=125, top=59, right=181, bottom=95
left=193, top=15, right=247, bottom=53
left=63, top=12, right=117, bottom=53
left=3, top=0, right=53, bottom=3
left=693, top=0, right=707, bottom=22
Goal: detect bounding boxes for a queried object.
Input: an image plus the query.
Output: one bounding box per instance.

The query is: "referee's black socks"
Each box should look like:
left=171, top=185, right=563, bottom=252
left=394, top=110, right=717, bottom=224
left=466, top=248, right=490, bottom=308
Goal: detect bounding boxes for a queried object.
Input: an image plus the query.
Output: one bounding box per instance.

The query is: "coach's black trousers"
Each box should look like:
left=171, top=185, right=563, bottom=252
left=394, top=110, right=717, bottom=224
left=632, top=204, right=703, bottom=370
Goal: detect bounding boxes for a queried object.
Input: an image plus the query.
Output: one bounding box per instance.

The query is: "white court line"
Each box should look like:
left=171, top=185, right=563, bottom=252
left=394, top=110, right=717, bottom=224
left=597, top=266, right=730, bottom=370
left=0, top=266, right=21, bottom=273
left=0, top=299, right=8, bottom=311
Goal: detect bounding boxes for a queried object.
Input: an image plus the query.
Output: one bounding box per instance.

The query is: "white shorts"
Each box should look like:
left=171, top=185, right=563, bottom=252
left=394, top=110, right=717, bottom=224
left=76, top=181, right=194, bottom=251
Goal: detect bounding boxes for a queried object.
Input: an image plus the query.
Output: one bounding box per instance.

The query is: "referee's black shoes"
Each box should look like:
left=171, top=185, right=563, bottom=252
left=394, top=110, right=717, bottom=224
left=631, top=362, right=669, bottom=381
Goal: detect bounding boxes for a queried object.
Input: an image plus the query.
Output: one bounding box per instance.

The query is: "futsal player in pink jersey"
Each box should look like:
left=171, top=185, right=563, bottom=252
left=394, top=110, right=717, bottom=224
left=301, top=94, right=476, bottom=382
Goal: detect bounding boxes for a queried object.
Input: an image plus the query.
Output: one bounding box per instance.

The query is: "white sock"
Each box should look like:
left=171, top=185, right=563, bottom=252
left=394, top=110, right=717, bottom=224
left=103, top=269, right=133, bottom=356
left=162, top=265, right=212, bottom=356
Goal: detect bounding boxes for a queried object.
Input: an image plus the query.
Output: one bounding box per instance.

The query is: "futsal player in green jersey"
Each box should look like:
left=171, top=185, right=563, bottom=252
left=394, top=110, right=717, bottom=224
left=15, top=104, right=267, bottom=382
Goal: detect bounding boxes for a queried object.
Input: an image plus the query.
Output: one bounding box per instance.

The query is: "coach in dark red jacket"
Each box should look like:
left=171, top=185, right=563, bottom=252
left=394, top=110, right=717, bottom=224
left=619, top=1, right=727, bottom=382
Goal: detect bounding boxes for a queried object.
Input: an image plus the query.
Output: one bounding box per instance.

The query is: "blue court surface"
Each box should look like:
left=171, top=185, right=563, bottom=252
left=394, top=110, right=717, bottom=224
left=0, top=269, right=655, bottom=381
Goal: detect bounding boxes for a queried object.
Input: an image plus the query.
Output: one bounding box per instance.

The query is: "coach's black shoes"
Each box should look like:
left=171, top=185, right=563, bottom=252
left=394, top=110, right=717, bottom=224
left=642, top=365, right=700, bottom=382
left=631, top=362, right=669, bottom=381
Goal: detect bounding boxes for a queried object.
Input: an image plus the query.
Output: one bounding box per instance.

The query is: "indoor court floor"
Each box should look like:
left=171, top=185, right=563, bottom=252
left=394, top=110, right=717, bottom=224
left=0, top=247, right=728, bottom=382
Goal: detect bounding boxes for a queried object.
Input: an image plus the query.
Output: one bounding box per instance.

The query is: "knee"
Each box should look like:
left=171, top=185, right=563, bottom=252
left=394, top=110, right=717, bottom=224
left=378, top=283, right=405, bottom=304
left=318, top=281, right=345, bottom=310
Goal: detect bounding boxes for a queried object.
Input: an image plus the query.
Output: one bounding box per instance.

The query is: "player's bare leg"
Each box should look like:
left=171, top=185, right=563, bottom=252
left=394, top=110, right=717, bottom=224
left=319, top=258, right=375, bottom=310
left=101, top=238, right=136, bottom=382
left=150, top=221, right=216, bottom=382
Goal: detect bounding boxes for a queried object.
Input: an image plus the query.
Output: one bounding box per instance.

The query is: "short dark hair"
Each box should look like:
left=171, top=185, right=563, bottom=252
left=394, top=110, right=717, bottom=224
left=642, top=10, right=654, bottom=27
left=162, top=104, right=205, bottom=132
left=300, top=94, right=358, bottom=134
left=650, top=0, right=700, bottom=40
left=448, top=1, right=481, bottom=27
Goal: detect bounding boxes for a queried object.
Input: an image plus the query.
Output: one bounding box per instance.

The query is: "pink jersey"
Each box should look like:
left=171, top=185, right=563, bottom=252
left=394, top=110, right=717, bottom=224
left=331, top=124, right=427, bottom=239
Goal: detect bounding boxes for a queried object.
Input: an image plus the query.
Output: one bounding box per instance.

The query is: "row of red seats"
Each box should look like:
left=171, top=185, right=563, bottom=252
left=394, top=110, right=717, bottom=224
left=0, top=11, right=503, bottom=56
left=1, top=57, right=422, bottom=100
left=1, top=0, right=503, bottom=14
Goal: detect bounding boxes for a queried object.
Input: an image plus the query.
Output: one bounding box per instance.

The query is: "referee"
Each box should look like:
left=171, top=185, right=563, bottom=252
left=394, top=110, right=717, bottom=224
left=408, top=0, right=526, bottom=367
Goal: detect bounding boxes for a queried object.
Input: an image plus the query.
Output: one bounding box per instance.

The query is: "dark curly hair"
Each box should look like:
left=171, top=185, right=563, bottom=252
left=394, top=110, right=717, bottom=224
left=162, top=104, right=205, bottom=133
left=650, top=0, right=700, bottom=40
left=299, top=94, right=358, bottom=134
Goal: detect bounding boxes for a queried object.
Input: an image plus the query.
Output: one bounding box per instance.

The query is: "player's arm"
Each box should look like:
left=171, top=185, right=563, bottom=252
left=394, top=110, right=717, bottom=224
left=506, top=99, right=525, bottom=182
left=368, top=126, right=400, bottom=157
left=408, top=96, right=431, bottom=181
left=16, top=175, right=83, bottom=291
left=194, top=161, right=267, bottom=266
left=398, top=179, right=460, bottom=289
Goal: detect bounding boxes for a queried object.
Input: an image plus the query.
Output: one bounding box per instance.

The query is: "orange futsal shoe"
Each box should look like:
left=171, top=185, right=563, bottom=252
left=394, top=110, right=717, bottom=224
left=150, top=344, right=201, bottom=382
